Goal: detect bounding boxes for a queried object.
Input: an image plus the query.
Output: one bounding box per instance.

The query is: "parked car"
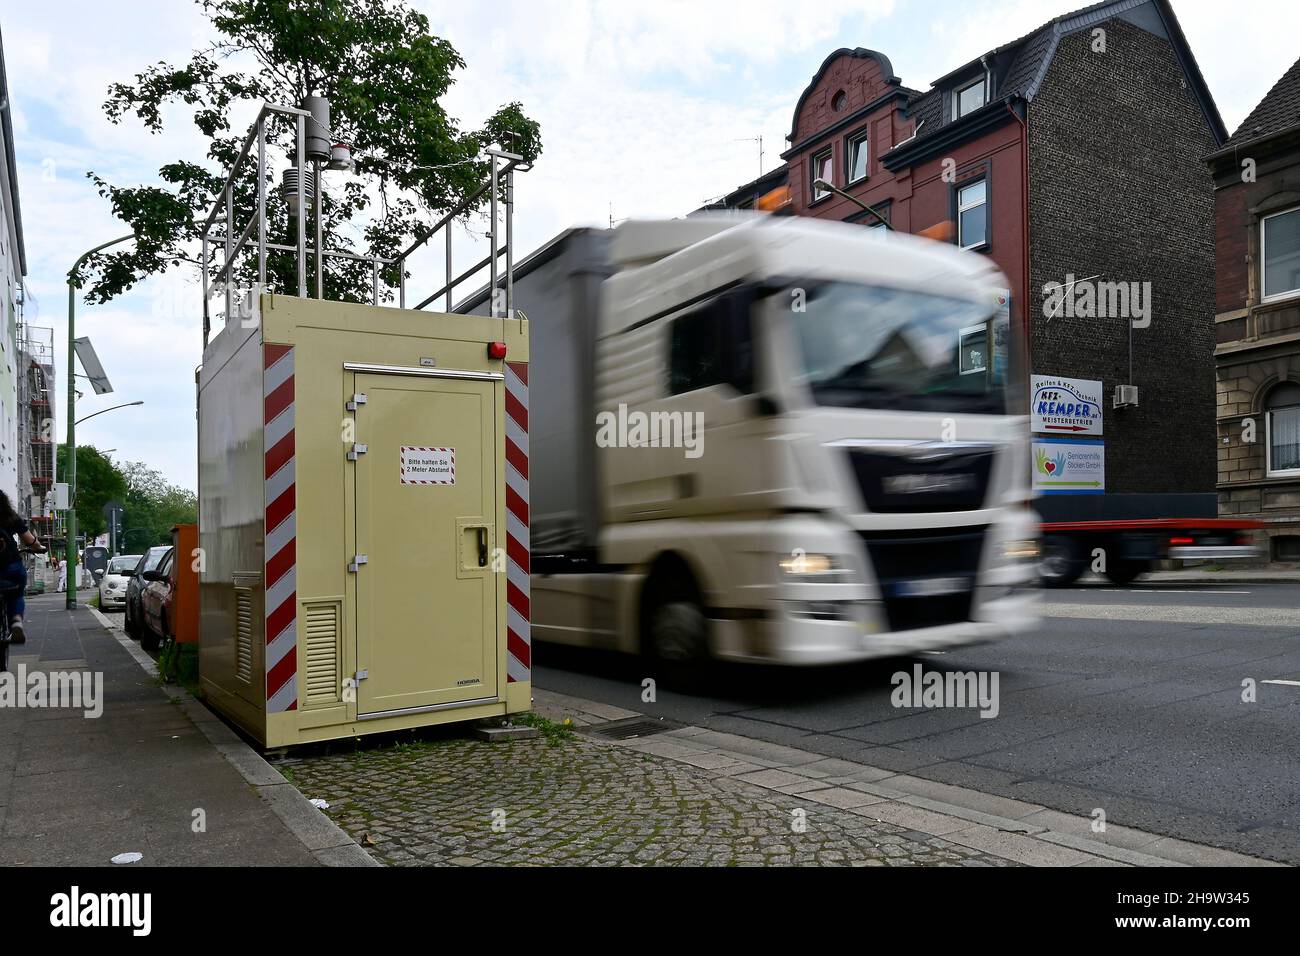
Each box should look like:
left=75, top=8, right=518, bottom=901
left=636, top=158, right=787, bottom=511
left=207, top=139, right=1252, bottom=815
left=98, top=553, right=143, bottom=611
left=125, top=545, right=171, bottom=641
left=139, top=546, right=176, bottom=653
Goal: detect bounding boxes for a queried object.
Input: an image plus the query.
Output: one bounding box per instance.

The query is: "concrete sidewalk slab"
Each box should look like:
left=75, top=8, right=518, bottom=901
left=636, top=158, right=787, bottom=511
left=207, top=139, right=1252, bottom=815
left=0, top=594, right=370, bottom=867
left=533, top=688, right=1283, bottom=868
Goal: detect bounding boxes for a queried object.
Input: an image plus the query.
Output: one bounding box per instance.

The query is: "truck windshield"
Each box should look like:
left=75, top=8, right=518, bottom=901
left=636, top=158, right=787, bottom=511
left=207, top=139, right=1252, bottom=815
left=787, top=281, right=1006, bottom=414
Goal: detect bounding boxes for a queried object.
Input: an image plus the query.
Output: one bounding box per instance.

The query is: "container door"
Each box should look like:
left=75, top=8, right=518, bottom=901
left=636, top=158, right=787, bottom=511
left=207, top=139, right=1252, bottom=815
left=353, top=372, right=498, bottom=715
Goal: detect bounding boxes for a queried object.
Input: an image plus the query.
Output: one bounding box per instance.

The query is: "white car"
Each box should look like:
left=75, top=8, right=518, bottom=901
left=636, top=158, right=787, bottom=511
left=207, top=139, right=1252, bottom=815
left=98, top=554, right=143, bottom=611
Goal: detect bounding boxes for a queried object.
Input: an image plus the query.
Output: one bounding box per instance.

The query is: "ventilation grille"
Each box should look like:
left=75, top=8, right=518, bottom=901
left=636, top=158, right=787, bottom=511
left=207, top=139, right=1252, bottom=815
left=303, top=601, right=341, bottom=707
left=234, top=588, right=253, bottom=684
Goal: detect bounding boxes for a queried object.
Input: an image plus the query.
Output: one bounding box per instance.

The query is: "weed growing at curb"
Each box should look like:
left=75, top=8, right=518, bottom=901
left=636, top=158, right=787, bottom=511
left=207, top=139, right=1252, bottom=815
left=515, top=712, right=576, bottom=747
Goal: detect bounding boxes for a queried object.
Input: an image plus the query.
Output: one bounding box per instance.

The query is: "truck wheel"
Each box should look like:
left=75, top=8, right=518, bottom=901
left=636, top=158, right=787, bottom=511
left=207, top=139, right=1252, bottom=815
left=648, top=601, right=709, bottom=664
left=1039, top=536, right=1085, bottom=588
left=1104, top=559, right=1150, bottom=586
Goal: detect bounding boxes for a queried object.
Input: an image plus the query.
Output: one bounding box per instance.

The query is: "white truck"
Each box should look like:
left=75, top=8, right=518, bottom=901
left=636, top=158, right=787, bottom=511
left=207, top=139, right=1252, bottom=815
left=461, top=214, right=1039, bottom=666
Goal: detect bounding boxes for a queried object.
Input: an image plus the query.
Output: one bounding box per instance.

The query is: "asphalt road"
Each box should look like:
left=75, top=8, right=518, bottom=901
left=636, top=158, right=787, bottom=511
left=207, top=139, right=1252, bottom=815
left=534, top=581, right=1300, bottom=863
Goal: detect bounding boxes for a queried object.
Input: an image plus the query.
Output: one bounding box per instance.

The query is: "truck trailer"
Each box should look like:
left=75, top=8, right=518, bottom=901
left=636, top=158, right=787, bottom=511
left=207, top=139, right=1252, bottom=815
left=460, top=215, right=1040, bottom=666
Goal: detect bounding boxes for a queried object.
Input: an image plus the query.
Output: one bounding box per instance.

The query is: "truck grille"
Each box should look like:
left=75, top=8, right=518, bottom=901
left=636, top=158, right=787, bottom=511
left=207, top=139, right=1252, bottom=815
left=846, top=445, right=994, bottom=513
left=859, top=526, right=987, bottom=632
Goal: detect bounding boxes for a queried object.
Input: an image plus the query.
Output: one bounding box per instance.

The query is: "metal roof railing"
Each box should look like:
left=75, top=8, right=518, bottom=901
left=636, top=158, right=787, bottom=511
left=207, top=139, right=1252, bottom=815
left=200, top=101, right=529, bottom=347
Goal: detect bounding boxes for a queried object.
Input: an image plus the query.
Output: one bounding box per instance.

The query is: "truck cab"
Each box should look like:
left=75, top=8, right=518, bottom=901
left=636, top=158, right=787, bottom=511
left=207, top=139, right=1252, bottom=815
left=552, top=215, right=1039, bottom=665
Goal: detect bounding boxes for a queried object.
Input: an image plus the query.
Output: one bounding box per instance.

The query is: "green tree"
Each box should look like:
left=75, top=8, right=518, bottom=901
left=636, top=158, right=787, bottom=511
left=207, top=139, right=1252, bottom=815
left=55, top=445, right=129, bottom=540
left=84, top=0, right=542, bottom=304
left=120, top=461, right=199, bottom=549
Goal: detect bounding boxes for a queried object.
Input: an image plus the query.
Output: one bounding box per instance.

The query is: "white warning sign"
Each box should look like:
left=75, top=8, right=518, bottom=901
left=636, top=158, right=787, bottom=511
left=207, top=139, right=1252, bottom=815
left=400, top=446, right=455, bottom=485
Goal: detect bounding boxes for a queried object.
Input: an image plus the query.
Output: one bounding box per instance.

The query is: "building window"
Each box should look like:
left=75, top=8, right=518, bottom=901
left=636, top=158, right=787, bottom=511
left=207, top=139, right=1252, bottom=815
left=1267, top=382, right=1300, bottom=476
left=957, top=178, right=988, bottom=249
left=1274, top=535, right=1300, bottom=562
left=811, top=149, right=833, bottom=202
left=1262, top=206, right=1300, bottom=301
left=846, top=130, right=869, bottom=184
left=958, top=324, right=988, bottom=375
left=954, top=77, right=986, bottom=119
left=832, top=90, right=848, bottom=112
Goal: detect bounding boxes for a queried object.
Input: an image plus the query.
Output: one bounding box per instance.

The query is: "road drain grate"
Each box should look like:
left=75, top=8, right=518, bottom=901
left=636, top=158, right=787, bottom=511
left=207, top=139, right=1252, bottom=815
left=584, top=716, right=684, bottom=740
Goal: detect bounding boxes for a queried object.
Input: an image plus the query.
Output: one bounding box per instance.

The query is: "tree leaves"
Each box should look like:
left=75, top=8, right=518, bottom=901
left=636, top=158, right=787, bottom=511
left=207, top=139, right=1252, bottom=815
left=87, top=0, right=542, bottom=305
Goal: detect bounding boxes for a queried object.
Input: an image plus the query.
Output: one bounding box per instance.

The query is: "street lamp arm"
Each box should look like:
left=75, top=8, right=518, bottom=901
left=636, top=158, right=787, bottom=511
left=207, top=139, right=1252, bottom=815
left=68, top=233, right=135, bottom=286
left=75, top=401, right=144, bottom=426
left=811, top=179, right=894, bottom=231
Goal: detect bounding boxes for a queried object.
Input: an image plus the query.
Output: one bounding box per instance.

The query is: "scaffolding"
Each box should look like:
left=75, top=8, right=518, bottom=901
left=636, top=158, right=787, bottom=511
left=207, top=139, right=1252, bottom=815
left=16, top=323, right=58, bottom=558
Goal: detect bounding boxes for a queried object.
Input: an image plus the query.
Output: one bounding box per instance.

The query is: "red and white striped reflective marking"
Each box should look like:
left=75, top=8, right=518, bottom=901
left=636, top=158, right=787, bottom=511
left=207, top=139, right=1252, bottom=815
left=263, top=343, right=297, bottom=713
left=504, top=361, right=530, bottom=683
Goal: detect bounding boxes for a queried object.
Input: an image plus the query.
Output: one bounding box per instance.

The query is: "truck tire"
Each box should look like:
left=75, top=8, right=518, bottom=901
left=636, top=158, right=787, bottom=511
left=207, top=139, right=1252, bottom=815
left=648, top=601, right=709, bottom=664
left=1039, top=535, right=1085, bottom=588
left=1104, top=559, right=1150, bottom=586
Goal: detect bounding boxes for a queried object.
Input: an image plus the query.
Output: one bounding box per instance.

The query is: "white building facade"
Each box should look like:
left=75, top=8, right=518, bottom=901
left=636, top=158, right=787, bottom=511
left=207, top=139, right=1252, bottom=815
left=0, top=27, right=27, bottom=506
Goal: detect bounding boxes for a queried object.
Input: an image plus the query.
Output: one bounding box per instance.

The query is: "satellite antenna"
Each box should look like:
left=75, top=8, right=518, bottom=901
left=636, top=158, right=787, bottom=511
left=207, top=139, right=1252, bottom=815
left=73, top=337, right=114, bottom=395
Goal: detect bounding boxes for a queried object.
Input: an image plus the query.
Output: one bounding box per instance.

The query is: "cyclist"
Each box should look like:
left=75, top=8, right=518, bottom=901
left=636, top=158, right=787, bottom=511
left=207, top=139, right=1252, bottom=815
left=1, top=490, right=48, bottom=643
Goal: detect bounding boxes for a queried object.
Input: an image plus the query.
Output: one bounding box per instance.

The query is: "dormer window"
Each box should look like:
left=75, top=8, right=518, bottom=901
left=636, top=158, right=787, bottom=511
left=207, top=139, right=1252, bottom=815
left=954, top=77, right=986, bottom=119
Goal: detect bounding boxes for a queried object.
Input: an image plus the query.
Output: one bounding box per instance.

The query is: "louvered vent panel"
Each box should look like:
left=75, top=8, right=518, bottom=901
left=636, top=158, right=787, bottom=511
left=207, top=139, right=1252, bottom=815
left=303, top=602, right=341, bottom=707
left=234, top=588, right=253, bottom=684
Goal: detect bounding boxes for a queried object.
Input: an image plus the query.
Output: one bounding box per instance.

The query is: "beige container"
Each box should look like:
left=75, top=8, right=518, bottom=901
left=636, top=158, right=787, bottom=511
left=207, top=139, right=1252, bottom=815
left=198, top=293, right=531, bottom=747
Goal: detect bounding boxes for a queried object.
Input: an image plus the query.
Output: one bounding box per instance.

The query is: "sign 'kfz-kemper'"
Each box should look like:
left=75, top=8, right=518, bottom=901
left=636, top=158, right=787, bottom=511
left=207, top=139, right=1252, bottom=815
left=400, top=446, right=455, bottom=485
left=1030, top=375, right=1103, bottom=436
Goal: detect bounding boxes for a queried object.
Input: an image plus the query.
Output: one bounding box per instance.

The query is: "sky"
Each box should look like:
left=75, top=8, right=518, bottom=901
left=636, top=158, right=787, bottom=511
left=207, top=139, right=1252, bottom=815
left=3, top=0, right=1298, bottom=488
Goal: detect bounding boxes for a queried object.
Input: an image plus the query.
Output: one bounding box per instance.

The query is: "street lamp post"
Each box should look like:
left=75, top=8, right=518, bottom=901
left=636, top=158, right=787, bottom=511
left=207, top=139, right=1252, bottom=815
left=811, top=178, right=894, bottom=231
left=66, top=234, right=133, bottom=609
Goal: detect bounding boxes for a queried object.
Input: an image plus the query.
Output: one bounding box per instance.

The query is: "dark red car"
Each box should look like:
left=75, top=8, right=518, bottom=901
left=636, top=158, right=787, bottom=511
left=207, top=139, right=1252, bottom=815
left=139, top=546, right=176, bottom=653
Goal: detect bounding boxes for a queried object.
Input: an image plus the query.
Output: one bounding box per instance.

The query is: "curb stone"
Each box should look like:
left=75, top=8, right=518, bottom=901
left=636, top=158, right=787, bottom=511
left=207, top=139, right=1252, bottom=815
left=88, top=606, right=379, bottom=867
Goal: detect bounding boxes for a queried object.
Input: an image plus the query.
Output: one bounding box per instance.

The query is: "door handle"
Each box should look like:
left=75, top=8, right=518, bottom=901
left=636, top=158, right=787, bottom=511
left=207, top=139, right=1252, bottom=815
left=477, top=527, right=488, bottom=567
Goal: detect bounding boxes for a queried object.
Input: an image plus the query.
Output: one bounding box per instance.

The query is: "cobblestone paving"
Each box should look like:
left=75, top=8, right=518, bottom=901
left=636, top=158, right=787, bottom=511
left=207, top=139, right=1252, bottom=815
left=282, top=734, right=1015, bottom=867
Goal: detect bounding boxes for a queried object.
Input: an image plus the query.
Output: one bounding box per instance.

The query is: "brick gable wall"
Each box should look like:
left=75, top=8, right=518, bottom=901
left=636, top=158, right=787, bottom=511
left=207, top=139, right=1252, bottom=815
left=1028, top=17, right=1217, bottom=494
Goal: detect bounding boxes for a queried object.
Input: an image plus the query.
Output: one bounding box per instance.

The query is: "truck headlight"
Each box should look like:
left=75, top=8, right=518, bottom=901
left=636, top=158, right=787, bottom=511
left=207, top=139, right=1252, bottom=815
left=1003, top=539, right=1040, bottom=561
left=779, top=552, right=838, bottom=575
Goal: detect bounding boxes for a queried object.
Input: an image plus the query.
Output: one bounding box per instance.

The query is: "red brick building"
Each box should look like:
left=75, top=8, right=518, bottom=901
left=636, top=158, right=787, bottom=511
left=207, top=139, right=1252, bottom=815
left=1209, top=56, right=1300, bottom=560
left=705, top=0, right=1229, bottom=508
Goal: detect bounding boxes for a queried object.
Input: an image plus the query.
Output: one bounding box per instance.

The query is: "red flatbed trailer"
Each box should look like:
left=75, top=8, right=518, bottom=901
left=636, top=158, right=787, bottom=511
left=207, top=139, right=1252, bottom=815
left=1035, top=500, right=1264, bottom=587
